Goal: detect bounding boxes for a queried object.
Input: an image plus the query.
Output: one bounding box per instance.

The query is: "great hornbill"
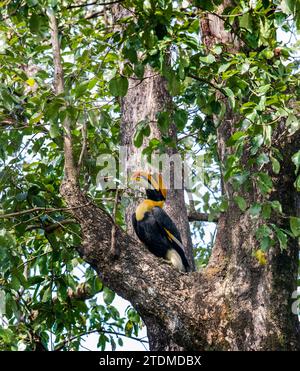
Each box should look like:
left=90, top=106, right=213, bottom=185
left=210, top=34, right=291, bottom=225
left=131, top=171, right=190, bottom=272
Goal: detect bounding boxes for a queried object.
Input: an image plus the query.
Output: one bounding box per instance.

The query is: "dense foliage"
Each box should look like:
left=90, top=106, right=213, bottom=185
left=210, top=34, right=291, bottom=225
left=0, top=0, right=299, bottom=350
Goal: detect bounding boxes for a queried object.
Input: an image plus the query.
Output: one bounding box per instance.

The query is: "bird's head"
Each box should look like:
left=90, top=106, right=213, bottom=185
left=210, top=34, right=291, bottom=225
left=131, top=171, right=167, bottom=202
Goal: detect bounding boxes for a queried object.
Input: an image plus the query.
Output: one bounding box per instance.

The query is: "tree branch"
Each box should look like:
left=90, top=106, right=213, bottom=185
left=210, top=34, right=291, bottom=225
left=77, top=121, right=87, bottom=173
left=0, top=204, right=91, bottom=219
left=188, top=73, right=225, bottom=95
left=110, top=188, right=120, bottom=258
left=54, top=327, right=148, bottom=351
left=188, top=211, right=218, bottom=223
left=48, top=9, right=78, bottom=183
left=25, top=218, right=77, bottom=233
left=58, top=184, right=208, bottom=350
left=85, top=10, right=105, bottom=19
left=67, top=0, right=125, bottom=9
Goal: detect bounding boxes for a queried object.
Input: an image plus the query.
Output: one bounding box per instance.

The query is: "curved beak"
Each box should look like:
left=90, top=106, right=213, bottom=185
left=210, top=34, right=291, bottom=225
left=131, top=171, right=144, bottom=182
left=131, top=171, right=167, bottom=199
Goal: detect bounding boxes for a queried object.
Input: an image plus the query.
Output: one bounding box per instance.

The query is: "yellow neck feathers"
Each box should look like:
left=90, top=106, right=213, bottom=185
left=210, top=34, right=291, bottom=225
left=135, top=199, right=164, bottom=221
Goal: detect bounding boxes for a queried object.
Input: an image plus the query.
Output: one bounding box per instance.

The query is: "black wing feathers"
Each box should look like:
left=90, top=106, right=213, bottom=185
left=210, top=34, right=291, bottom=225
left=152, top=207, right=190, bottom=271
left=132, top=207, right=190, bottom=271
left=152, top=207, right=182, bottom=243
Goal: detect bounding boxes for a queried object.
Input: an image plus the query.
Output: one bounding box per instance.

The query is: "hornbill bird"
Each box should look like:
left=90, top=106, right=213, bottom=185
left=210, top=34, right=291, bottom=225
left=131, top=171, right=190, bottom=272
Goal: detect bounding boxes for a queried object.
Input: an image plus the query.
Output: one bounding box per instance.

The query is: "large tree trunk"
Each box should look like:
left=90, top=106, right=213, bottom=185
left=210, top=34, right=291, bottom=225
left=120, top=68, right=194, bottom=350
left=198, top=5, right=300, bottom=349
left=111, top=4, right=194, bottom=350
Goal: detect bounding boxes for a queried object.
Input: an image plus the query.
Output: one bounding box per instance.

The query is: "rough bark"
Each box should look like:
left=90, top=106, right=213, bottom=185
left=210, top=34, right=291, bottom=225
left=51, top=3, right=300, bottom=351
left=120, top=68, right=194, bottom=266
left=198, top=4, right=300, bottom=350
left=119, top=69, right=196, bottom=350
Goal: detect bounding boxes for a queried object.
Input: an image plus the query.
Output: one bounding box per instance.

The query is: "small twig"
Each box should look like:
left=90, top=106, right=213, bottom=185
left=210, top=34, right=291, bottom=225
left=67, top=0, right=125, bottom=9
left=110, top=188, right=120, bottom=258
left=121, top=72, right=160, bottom=81
left=46, top=214, right=82, bottom=239
left=188, top=211, right=218, bottom=223
left=17, top=250, right=52, bottom=270
left=77, top=120, right=87, bottom=173
left=85, top=10, right=105, bottom=19
left=54, top=327, right=148, bottom=351
left=188, top=73, right=225, bottom=95
left=0, top=203, right=92, bottom=219
left=25, top=218, right=76, bottom=233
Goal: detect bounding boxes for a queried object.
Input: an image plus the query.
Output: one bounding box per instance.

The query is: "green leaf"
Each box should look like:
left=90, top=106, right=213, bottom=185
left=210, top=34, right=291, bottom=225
left=49, top=123, right=60, bottom=139
left=133, top=130, right=144, bottom=148
left=92, top=276, right=103, bottom=293
left=257, top=84, right=271, bottom=95
left=29, top=14, right=42, bottom=34
left=167, top=73, right=181, bottom=96
left=125, top=320, right=133, bottom=337
left=270, top=200, right=282, bottom=214
left=193, top=0, right=214, bottom=11
left=213, top=45, right=222, bottom=55
left=173, top=109, right=188, bottom=131
left=29, top=112, right=43, bottom=125
left=257, top=153, right=269, bottom=166
left=262, top=203, right=271, bottom=219
left=157, top=111, right=170, bottom=133
left=134, top=64, right=144, bottom=79
left=109, top=76, right=129, bottom=97
left=256, top=173, right=273, bottom=194
left=42, top=286, right=52, bottom=302
left=272, top=225, right=288, bottom=250
left=218, top=62, right=231, bottom=74
left=294, top=175, right=300, bottom=191
left=0, top=328, right=15, bottom=343
left=27, top=276, right=45, bottom=286
left=271, top=156, right=280, bottom=174
left=251, top=134, right=264, bottom=155
left=256, top=224, right=273, bottom=251
left=260, top=237, right=272, bottom=251
left=87, top=77, right=98, bottom=90
left=0, top=290, right=6, bottom=316
left=249, top=203, right=262, bottom=217
left=290, top=217, right=300, bottom=237
left=292, top=150, right=300, bottom=174
left=103, top=287, right=115, bottom=305
left=143, top=124, right=151, bottom=137
left=127, top=308, right=140, bottom=323
left=27, top=0, right=39, bottom=5
left=240, top=62, right=250, bottom=74
left=88, top=110, right=99, bottom=127
left=223, top=87, right=235, bottom=109
left=226, top=131, right=246, bottom=146
left=123, top=46, right=138, bottom=63
left=239, top=13, right=252, bottom=32
left=74, top=81, right=89, bottom=98
left=234, top=195, right=247, bottom=211
left=287, top=114, right=300, bottom=135
left=199, top=54, right=216, bottom=64
left=98, top=333, right=109, bottom=351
